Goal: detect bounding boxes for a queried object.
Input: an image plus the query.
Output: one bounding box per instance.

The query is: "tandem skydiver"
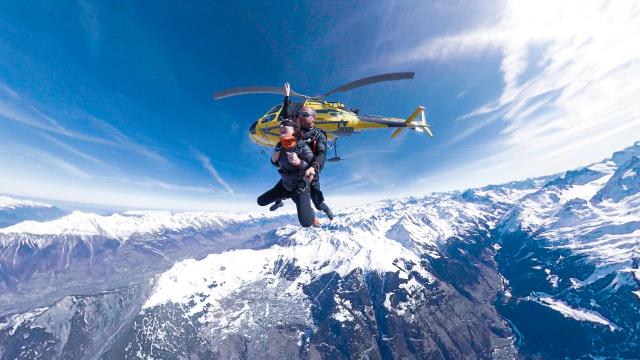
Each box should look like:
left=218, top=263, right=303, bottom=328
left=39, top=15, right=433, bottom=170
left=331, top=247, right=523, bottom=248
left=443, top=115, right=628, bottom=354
left=256, top=119, right=317, bottom=227
left=269, top=82, right=334, bottom=220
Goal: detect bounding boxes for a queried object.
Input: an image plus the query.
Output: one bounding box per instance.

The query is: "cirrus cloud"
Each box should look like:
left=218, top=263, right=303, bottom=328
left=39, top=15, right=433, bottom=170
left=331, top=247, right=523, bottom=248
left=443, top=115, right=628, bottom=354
left=391, top=0, right=640, bottom=190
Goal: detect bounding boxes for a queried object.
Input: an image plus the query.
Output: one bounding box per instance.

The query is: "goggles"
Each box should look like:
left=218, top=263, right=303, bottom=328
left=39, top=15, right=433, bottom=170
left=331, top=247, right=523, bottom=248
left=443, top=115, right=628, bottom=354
left=280, top=135, right=297, bottom=150
left=297, top=111, right=314, bottom=118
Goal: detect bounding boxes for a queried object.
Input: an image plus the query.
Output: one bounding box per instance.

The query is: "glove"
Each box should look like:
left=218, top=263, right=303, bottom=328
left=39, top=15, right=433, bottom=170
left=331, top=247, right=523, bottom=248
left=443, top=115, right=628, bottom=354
left=311, top=161, right=320, bottom=174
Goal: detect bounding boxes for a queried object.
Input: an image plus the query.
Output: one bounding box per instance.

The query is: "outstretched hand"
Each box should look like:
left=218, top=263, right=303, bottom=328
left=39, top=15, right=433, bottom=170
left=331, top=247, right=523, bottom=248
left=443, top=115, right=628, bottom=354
left=287, top=152, right=301, bottom=167
left=284, top=82, right=291, bottom=97
left=304, top=167, right=316, bottom=182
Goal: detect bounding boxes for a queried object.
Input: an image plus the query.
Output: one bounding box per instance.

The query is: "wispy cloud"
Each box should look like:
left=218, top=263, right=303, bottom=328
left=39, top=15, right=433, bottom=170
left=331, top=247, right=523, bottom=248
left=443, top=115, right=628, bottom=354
left=106, top=176, right=220, bottom=194
left=193, top=150, right=235, bottom=195
left=0, top=83, right=168, bottom=164
left=39, top=133, right=118, bottom=171
left=0, top=83, right=19, bottom=99
left=389, top=0, right=640, bottom=188
left=85, top=114, right=167, bottom=164
left=19, top=145, right=92, bottom=179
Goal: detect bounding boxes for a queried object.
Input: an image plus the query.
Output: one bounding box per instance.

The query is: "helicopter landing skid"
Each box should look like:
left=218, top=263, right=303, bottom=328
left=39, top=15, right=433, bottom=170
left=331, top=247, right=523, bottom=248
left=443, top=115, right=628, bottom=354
left=327, top=139, right=342, bottom=162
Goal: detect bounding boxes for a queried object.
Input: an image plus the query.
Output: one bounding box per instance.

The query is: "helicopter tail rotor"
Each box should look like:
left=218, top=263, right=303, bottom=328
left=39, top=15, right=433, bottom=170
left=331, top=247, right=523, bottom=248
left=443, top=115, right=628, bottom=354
left=391, top=106, right=433, bottom=139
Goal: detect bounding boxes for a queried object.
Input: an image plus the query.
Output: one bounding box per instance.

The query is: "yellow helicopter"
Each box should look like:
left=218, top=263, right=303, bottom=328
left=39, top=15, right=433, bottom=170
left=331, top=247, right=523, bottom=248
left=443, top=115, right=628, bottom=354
left=213, top=72, right=432, bottom=161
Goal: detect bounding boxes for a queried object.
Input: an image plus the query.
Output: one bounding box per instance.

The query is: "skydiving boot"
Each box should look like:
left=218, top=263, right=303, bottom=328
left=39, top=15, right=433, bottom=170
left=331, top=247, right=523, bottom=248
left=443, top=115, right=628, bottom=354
left=318, top=202, right=334, bottom=220
left=270, top=200, right=284, bottom=211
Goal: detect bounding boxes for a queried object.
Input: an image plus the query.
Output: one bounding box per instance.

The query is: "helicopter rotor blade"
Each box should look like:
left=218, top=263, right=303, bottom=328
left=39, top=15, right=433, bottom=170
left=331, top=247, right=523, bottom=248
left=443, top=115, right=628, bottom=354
left=320, top=72, right=415, bottom=99
left=213, top=86, right=310, bottom=100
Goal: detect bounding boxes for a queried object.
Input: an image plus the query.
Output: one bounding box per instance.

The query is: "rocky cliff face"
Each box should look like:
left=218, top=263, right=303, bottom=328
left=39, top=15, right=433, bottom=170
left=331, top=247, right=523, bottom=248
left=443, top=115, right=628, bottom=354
left=0, top=142, right=639, bottom=359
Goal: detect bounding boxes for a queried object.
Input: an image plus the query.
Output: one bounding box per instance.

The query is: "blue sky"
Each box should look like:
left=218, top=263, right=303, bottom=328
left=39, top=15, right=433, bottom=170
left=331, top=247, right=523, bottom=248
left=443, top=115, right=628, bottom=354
left=1, top=0, right=639, bottom=211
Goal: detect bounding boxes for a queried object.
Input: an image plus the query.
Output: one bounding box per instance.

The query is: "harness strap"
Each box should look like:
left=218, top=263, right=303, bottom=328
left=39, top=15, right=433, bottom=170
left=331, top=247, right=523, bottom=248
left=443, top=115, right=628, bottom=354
left=307, top=128, right=319, bottom=153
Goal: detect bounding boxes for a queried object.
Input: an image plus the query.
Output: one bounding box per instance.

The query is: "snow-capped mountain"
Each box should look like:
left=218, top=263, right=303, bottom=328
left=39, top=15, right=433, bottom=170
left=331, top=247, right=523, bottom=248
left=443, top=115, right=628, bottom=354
left=1, top=188, right=532, bottom=359
left=1, top=142, right=639, bottom=359
left=494, top=143, right=640, bottom=358
left=0, top=209, right=295, bottom=315
left=0, top=196, right=66, bottom=228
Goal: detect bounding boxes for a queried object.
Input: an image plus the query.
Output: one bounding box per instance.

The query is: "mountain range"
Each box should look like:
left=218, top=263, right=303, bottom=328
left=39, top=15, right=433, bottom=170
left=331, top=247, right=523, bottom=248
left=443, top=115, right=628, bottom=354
left=0, top=141, right=638, bottom=359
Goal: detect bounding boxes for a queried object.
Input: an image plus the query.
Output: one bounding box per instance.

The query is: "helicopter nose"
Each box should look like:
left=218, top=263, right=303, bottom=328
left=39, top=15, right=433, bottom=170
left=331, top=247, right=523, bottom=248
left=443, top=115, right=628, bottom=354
left=249, top=120, right=258, bottom=135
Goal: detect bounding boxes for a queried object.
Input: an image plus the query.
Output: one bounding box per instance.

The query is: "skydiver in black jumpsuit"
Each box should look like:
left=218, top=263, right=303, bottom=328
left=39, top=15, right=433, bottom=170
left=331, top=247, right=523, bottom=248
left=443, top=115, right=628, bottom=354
left=269, top=82, right=334, bottom=220
left=257, top=119, right=317, bottom=227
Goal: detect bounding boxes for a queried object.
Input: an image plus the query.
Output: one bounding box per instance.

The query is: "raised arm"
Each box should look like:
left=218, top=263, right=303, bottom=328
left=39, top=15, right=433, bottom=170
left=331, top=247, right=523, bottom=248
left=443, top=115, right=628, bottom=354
left=281, top=82, right=291, bottom=120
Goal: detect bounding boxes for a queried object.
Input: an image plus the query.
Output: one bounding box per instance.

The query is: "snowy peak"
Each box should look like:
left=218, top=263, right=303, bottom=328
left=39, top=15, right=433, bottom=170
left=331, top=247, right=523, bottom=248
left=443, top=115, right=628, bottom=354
left=499, top=160, right=617, bottom=234
left=0, top=207, right=293, bottom=316
left=0, top=195, right=66, bottom=228
left=592, top=155, right=640, bottom=203
left=498, top=143, right=640, bottom=268
left=611, top=141, right=640, bottom=165
left=543, top=166, right=607, bottom=189
left=144, top=223, right=433, bottom=311
left=144, top=185, right=532, bottom=311
left=0, top=209, right=282, bottom=241
left=0, top=196, right=53, bottom=210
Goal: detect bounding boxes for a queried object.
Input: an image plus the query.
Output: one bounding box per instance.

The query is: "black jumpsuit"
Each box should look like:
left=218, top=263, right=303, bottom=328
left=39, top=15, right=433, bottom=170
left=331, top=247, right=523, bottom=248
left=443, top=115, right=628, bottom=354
left=257, top=139, right=316, bottom=227
left=299, top=127, right=327, bottom=210
left=280, top=95, right=329, bottom=210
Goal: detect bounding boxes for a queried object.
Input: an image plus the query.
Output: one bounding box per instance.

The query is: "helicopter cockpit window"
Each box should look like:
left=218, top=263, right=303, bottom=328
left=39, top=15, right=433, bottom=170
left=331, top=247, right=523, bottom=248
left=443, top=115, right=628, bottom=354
left=269, top=104, right=282, bottom=114
left=261, top=104, right=282, bottom=123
